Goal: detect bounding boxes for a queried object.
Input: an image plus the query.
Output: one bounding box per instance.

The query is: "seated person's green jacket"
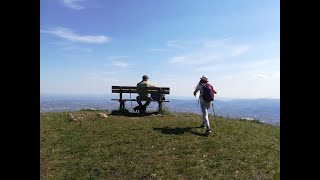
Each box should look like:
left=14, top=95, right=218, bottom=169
left=137, top=81, right=154, bottom=100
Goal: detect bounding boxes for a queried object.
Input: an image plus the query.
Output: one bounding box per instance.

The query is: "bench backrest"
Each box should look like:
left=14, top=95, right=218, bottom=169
left=112, top=86, right=170, bottom=94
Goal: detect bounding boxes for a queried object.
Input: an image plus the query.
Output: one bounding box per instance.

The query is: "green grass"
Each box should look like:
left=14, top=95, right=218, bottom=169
left=40, top=110, right=280, bottom=179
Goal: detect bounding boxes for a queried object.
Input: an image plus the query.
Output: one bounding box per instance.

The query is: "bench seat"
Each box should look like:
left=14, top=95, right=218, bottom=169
left=111, top=99, right=170, bottom=103
left=111, top=86, right=170, bottom=112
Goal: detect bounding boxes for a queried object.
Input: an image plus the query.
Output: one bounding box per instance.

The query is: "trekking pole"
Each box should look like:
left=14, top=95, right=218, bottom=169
left=130, top=92, right=133, bottom=112
left=212, top=102, right=217, bottom=128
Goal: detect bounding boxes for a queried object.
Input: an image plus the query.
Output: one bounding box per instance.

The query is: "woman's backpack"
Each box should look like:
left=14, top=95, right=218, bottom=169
left=202, top=84, right=215, bottom=102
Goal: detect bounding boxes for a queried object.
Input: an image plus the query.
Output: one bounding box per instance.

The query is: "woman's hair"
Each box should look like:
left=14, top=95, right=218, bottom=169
left=195, top=79, right=207, bottom=88
left=199, top=79, right=207, bottom=84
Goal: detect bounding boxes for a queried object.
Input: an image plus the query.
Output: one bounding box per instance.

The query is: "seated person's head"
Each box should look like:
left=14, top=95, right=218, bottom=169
left=142, top=75, right=149, bottom=81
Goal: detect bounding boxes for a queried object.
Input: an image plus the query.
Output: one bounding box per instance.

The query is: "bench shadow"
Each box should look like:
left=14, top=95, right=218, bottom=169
left=110, top=110, right=159, bottom=117
left=153, top=126, right=208, bottom=137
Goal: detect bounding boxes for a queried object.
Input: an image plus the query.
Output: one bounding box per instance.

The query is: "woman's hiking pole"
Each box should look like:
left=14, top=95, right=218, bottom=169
left=212, top=102, right=217, bottom=128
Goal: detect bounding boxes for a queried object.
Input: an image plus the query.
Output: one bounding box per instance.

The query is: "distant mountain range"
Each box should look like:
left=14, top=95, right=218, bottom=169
left=40, top=94, right=280, bottom=126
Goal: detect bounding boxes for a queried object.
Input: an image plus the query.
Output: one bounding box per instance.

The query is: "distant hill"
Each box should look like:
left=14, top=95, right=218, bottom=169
left=40, top=95, right=280, bottom=126
left=40, top=110, right=280, bottom=179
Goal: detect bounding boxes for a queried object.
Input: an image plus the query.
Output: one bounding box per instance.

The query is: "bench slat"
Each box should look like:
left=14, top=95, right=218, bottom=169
left=112, top=86, right=169, bottom=90
left=112, top=86, right=170, bottom=94
left=112, top=90, right=170, bottom=94
left=112, top=86, right=137, bottom=89
left=112, top=90, right=138, bottom=93
left=111, top=99, right=170, bottom=102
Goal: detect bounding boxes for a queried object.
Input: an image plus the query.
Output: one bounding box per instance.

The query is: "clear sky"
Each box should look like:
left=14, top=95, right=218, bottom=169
left=40, top=0, right=280, bottom=99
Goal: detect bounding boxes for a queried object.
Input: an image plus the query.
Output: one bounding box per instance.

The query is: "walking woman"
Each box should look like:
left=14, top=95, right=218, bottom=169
left=193, top=75, right=217, bottom=134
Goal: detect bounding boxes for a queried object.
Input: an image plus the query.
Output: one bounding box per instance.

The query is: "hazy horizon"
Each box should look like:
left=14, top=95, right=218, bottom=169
left=40, top=94, right=280, bottom=126
left=40, top=92, right=280, bottom=101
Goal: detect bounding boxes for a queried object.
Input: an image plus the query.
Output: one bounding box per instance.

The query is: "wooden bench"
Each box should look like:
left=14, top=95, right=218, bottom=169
left=111, top=86, right=170, bottom=112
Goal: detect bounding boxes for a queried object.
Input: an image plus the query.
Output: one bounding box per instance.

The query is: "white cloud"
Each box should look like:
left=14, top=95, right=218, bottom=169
left=41, top=27, right=109, bottom=44
left=62, top=0, right=86, bottom=10
left=147, top=40, right=195, bottom=53
left=49, top=41, right=93, bottom=52
left=166, top=39, right=250, bottom=65
left=217, top=68, right=279, bottom=82
left=255, top=73, right=271, bottom=80
left=252, top=70, right=280, bottom=80
left=111, top=60, right=129, bottom=68
left=229, top=46, right=250, bottom=57
left=196, top=58, right=279, bottom=72
left=168, top=55, right=218, bottom=65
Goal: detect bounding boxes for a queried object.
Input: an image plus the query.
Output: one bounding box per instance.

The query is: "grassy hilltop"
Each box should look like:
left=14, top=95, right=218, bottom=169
left=40, top=110, right=280, bottom=179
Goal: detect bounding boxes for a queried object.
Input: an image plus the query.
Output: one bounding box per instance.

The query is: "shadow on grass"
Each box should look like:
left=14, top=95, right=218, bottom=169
left=110, top=110, right=160, bottom=117
left=154, top=126, right=193, bottom=135
left=154, top=126, right=209, bottom=137
left=189, top=130, right=210, bottom=137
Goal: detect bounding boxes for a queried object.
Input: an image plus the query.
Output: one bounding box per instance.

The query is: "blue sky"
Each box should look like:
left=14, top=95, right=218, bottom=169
left=40, top=0, right=280, bottom=99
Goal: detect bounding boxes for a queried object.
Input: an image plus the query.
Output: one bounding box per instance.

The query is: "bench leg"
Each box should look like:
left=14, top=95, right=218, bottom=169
left=120, top=101, right=125, bottom=111
left=158, top=101, right=162, bottom=112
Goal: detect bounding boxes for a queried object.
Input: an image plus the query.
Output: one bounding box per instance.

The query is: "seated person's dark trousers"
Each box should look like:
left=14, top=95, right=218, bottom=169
left=137, top=101, right=150, bottom=107
left=137, top=96, right=151, bottom=108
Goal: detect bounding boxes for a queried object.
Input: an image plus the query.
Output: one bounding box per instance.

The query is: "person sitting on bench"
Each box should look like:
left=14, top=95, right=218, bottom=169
left=135, top=75, right=155, bottom=113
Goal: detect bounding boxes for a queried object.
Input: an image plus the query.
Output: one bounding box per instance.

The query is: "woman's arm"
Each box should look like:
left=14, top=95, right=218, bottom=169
left=193, top=89, right=199, bottom=97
